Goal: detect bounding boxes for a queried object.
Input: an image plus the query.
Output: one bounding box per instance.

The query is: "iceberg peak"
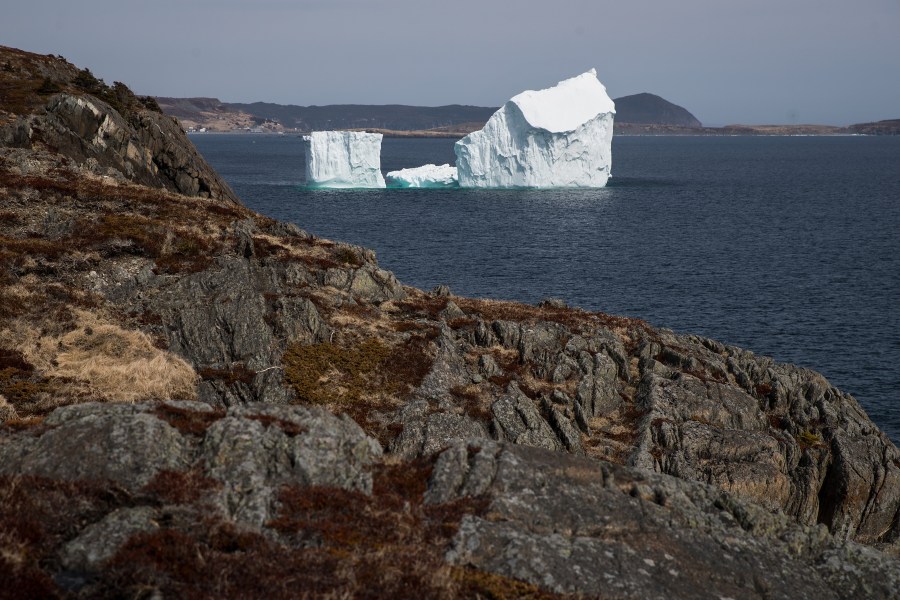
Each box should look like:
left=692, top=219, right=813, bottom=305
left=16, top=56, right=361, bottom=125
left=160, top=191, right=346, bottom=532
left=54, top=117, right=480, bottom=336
left=455, top=69, right=616, bottom=188
left=510, top=69, right=615, bottom=133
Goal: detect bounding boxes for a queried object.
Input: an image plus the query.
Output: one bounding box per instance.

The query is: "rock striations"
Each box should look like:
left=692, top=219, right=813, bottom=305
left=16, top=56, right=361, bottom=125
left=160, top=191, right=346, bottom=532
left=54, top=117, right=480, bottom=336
left=1, top=45, right=899, bottom=597
left=0, top=45, right=238, bottom=203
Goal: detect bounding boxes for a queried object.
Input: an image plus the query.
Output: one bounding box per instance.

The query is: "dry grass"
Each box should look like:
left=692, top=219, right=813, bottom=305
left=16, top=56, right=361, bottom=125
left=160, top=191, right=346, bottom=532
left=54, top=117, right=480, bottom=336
left=0, top=310, right=196, bottom=408
left=0, top=394, right=16, bottom=421
left=53, top=318, right=197, bottom=402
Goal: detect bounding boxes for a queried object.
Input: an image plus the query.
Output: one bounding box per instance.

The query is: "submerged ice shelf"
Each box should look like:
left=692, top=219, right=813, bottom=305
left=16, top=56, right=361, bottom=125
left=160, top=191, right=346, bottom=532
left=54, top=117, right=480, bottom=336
left=455, top=69, right=615, bottom=188
left=302, top=131, right=385, bottom=188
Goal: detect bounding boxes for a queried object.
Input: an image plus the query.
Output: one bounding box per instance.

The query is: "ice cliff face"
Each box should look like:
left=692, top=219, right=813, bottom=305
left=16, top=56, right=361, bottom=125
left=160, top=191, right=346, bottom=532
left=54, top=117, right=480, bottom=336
left=455, top=69, right=615, bottom=188
left=302, top=131, right=385, bottom=188
left=386, top=164, right=458, bottom=188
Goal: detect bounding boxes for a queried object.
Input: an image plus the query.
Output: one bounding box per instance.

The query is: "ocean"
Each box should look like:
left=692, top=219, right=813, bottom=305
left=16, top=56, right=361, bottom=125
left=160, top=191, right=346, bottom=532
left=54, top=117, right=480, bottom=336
left=190, top=133, right=900, bottom=443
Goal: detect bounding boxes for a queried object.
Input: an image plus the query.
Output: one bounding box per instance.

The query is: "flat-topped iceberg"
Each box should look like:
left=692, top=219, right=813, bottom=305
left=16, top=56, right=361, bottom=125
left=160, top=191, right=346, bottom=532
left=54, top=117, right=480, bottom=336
left=302, top=131, right=385, bottom=188
left=455, top=69, right=615, bottom=188
left=386, top=164, right=458, bottom=188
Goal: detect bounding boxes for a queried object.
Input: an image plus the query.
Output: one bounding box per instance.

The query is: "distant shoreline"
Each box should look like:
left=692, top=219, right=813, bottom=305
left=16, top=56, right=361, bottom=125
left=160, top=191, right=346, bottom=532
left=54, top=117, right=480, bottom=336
left=187, top=129, right=884, bottom=139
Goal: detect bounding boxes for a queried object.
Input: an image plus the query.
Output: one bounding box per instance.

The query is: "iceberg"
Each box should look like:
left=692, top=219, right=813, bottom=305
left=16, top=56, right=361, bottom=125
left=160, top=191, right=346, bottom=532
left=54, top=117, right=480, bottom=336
left=454, top=69, right=615, bottom=188
left=302, top=131, right=386, bottom=188
left=386, top=164, right=458, bottom=188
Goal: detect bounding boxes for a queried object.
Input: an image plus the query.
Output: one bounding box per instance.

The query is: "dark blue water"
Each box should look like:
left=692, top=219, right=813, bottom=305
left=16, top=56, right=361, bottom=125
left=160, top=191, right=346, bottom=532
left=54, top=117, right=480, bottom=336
left=190, top=133, right=900, bottom=443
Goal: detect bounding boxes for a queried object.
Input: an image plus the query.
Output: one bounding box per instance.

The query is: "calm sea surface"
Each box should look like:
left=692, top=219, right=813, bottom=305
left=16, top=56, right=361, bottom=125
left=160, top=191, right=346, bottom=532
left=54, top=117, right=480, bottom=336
left=190, top=134, right=900, bottom=443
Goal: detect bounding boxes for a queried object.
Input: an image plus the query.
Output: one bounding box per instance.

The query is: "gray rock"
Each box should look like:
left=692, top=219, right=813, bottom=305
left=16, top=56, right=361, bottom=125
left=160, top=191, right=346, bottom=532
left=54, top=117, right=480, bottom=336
left=127, top=256, right=329, bottom=405
left=60, top=507, right=159, bottom=571
left=412, top=327, right=470, bottom=404
left=430, top=441, right=900, bottom=599
left=541, top=397, right=584, bottom=455
left=491, top=320, right=521, bottom=349
left=629, top=350, right=900, bottom=546
left=477, top=354, right=502, bottom=378
left=439, top=300, right=466, bottom=321
left=538, top=298, right=568, bottom=309
left=0, top=403, right=187, bottom=490
left=391, top=409, right=491, bottom=459
left=36, top=93, right=238, bottom=202
left=575, top=350, right=622, bottom=418
left=0, top=402, right=382, bottom=529
left=202, top=404, right=382, bottom=526
left=490, top=383, right=560, bottom=451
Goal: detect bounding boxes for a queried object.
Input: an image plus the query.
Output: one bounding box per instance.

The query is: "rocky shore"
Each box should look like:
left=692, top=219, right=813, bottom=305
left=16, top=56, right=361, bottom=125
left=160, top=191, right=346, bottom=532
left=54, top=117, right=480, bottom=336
left=1, top=45, right=898, bottom=598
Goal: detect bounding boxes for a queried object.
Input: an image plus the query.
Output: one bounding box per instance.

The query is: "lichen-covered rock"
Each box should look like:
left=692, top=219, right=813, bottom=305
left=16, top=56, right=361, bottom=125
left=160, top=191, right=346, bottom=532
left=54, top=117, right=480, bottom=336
left=203, top=404, right=382, bottom=526
left=0, top=403, right=188, bottom=489
left=59, top=507, right=159, bottom=571
left=491, top=383, right=560, bottom=451
left=390, top=401, right=490, bottom=459
left=29, top=92, right=238, bottom=202
left=0, top=401, right=382, bottom=529
left=629, top=333, right=900, bottom=547
left=430, top=441, right=900, bottom=599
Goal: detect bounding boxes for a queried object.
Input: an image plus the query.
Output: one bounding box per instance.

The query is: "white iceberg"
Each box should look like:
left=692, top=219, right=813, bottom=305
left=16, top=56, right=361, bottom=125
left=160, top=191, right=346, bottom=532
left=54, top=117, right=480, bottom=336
left=455, top=69, right=615, bottom=188
left=302, top=131, right=386, bottom=188
left=386, top=164, right=458, bottom=188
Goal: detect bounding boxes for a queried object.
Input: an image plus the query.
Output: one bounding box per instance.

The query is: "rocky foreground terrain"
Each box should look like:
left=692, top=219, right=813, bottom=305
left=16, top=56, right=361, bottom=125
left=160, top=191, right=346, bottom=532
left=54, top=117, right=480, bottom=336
left=2, top=45, right=900, bottom=598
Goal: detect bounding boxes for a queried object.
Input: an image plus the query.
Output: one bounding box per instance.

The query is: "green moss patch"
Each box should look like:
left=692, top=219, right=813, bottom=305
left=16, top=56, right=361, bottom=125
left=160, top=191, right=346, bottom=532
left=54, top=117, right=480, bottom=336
left=283, top=338, right=391, bottom=405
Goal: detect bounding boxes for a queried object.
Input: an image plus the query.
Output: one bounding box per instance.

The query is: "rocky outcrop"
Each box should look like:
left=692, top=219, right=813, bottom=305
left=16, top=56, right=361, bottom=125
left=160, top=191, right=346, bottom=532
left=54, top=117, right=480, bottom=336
left=2, top=402, right=896, bottom=599
left=0, top=401, right=382, bottom=528
left=630, top=332, right=900, bottom=547
left=88, top=219, right=404, bottom=406
left=0, top=45, right=238, bottom=202
left=26, top=92, right=237, bottom=201
left=428, top=440, right=900, bottom=599
left=389, top=306, right=900, bottom=550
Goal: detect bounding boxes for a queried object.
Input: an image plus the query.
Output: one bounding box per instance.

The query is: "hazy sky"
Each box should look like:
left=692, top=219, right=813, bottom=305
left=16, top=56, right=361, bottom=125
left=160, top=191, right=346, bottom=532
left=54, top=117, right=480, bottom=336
left=3, top=0, right=898, bottom=125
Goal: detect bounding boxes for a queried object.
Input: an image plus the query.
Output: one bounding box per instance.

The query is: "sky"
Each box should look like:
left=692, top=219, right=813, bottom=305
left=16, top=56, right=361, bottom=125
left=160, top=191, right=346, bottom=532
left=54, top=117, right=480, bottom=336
left=2, top=0, right=898, bottom=126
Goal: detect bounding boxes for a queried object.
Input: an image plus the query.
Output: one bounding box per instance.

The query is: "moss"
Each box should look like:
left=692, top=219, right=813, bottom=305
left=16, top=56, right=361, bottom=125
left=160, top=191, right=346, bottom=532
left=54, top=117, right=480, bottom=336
left=332, top=246, right=363, bottom=267
left=0, top=347, right=33, bottom=372
left=451, top=566, right=560, bottom=599
left=2, top=415, right=46, bottom=431
left=141, top=469, right=222, bottom=505
left=198, top=364, right=256, bottom=386
left=92, top=213, right=165, bottom=255
left=755, top=383, right=774, bottom=398
left=0, top=367, right=55, bottom=411
left=395, top=294, right=449, bottom=319
left=283, top=334, right=434, bottom=446
left=0, top=235, right=69, bottom=260
left=152, top=403, right=225, bottom=436
left=796, top=429, right=824, bottom=449
left=35, top=78, right=62, bottom=95
left=0, top=475, right=131, bottom=596
left=450, top=385, right=493, bottom=422
left=282, top=338, right=391, bottom=405
left=245, top=414, right=307, bottom=437
left=94, top=458, right=495, bottom=599
left=455, top=296, right=649, bottom=336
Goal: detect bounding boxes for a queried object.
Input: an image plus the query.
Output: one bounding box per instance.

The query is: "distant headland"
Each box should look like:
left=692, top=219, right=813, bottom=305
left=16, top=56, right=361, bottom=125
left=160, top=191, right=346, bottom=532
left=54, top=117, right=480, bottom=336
left=156, top=94, right=899, bottom=136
